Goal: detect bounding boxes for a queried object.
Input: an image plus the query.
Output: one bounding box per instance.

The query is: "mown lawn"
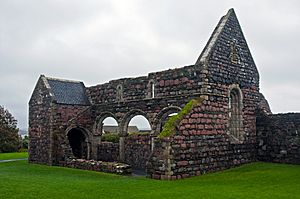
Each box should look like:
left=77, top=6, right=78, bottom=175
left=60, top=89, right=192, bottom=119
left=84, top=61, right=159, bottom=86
left=0, top=159, right=299, bottom=199
left=0, top=152, right=28, bottom=160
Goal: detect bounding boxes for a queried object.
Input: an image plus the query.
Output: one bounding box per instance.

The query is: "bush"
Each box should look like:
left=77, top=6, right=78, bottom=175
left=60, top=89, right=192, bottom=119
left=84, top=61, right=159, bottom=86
left=101, top=133, right=120, bottom=143
left=21, top=135, right=29, bottom=150
left=159, top=98, right=204, bottom=138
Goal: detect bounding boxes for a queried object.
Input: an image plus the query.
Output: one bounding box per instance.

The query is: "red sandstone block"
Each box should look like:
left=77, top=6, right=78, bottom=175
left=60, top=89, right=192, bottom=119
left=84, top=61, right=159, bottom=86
left=188, top=118, right=194, bottom=123
left=182, top=119, right=188, bottom=124
left=177, top=161, right=188, bottom=166
left=181, top=143, right=187, bottom=148
left=159, top=80, right=164, bottom=87
left=198, top=124, right=204, bottom=129
left=205, top=124, right=213, bottom=129
left=182, top=174, right=189, bottom=178
left=165, top=80, right=170, bottom=86
left=191, top=113, right=199, bottom=118
left=174, top=135, right=184, bottom=140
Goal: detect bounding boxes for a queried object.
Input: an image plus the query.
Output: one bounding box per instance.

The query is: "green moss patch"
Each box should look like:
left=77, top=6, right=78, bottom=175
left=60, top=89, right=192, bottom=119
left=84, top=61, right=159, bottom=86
left=101, top=133, right=120, bottom=143
left=159, top=98, right=204, bottom=138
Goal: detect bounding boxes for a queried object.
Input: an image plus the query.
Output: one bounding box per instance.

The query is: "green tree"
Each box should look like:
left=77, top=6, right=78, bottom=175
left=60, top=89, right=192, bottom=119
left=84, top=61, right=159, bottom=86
left=0, top=105, right=20, bottom=152
left=22, top=135, right=29, bottom=149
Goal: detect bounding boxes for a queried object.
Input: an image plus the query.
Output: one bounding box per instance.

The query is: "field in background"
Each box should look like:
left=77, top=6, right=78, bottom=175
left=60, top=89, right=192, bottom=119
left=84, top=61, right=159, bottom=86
left=0, top=152, right=28, bottom=160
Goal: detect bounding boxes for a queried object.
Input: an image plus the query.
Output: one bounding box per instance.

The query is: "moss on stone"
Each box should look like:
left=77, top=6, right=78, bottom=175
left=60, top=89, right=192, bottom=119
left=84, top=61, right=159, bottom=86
left=101, top=133, right=120, bottom=143
left=158, top=98, right=204, bottom=138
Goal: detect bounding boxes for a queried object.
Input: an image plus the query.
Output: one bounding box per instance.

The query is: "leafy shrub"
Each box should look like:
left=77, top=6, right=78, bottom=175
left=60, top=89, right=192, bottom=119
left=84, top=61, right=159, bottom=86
left=101, top=133, right=120, bottom=143
left=159, top=98, right=204, bottom=138
left=21, top=135, right=29, bottom=150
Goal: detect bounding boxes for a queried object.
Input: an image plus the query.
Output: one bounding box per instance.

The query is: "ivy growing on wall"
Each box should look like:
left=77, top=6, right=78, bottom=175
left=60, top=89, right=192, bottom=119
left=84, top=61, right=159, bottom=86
left=159, top=98, right=204, bottom=138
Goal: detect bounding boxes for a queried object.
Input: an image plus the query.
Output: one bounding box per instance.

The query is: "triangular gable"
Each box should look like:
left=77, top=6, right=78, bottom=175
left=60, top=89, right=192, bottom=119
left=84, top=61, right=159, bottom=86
left=196, top=8, right=259, bottom=87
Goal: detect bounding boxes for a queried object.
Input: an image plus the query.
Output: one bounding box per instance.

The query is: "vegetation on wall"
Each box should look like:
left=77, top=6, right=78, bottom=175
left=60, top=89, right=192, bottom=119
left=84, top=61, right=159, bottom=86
left=159, top=98, right=204, bottom=138
left=101, top=133, right=120, bottom=143
left=128, top=132, right=150, bottom=136
left=0, top=105, right=20, bottom=152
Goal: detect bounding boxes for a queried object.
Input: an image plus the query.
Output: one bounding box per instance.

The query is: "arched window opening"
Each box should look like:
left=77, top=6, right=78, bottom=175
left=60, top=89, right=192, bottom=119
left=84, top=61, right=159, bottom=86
left=67, top=128, right=88, bottom=159
left=101, top=117, right=119, bottom=143
left=127, top=115, right=151, bottom=135
left=154, top=107, right=181, bottom=135
left=102, top=117, right=118, bottom=134
left=160, top=112, right=178, bottom=132
left=229, top=87, right=243, bottom=141
left=149, top=81, right=155, bottom=98
left=116, top=84, right=123, bottom=101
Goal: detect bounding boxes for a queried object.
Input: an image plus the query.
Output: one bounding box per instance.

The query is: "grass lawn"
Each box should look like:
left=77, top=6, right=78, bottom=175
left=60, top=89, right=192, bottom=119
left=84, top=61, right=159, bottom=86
left=0, top=160, right=299, bottom=199
left=0, top=152, right=28, bottom=160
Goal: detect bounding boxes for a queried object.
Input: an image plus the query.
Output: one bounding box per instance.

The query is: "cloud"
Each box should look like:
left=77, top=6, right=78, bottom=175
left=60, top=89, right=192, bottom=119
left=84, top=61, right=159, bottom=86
left=0, top=0, right=299, bottom=128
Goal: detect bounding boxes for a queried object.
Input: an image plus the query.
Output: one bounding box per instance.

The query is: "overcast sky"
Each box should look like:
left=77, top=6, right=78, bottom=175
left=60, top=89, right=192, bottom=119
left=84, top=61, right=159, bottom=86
left=0, top=0, right=300, bottom=129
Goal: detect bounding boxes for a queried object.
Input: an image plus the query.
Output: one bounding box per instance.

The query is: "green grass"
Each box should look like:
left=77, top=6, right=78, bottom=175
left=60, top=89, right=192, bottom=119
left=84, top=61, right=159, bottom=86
left=0, top=161, right=299, bottom=199
left=0, top=152, right=28, bottom=160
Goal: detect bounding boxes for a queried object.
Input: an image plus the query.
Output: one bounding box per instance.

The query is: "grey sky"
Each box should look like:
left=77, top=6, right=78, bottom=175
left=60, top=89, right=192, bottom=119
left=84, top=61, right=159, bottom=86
left=0, top=0, right=300, bottom=129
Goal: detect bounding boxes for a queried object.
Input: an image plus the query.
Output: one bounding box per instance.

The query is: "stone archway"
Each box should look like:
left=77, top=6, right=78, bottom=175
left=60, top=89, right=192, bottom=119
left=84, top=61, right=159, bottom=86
left=67, top=128, right=90, bottom=159
left=94, top=112, right=119, bottom=136
left=120, top=109, right=151, bottom=136
left=153, top=106, right=182, bottom=135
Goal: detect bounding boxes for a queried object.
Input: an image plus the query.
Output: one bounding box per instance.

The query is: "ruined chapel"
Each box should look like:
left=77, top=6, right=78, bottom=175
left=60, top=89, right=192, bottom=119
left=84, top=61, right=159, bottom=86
left=29, top=9, right=300, bottom=179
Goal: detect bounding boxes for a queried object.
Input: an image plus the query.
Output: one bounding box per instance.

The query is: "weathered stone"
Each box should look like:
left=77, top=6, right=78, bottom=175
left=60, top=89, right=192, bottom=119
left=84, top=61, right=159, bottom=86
left=28, top=8, right=299, bottom=180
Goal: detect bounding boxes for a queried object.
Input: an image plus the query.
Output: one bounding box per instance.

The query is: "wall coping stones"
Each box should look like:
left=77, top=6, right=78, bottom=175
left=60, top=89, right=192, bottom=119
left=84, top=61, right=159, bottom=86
left=66, top=159, right=132, bottom=175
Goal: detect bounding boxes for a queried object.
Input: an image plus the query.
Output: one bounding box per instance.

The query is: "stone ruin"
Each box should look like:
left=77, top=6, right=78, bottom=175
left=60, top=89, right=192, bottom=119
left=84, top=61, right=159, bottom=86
left=28, top=9, right=300, bottom=179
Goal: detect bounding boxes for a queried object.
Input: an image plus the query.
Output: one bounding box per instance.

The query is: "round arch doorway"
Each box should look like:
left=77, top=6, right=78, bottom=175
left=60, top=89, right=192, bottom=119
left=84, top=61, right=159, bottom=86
left=67, top=128, right=90, bottom=159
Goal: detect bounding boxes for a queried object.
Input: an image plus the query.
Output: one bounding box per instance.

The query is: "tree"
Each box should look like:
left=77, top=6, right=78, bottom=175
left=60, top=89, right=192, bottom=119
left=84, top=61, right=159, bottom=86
left=0, top=105, right=20, bottom=152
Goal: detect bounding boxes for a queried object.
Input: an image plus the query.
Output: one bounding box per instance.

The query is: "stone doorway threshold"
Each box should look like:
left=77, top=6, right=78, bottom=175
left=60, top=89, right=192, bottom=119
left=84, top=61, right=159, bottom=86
left=0, top=158, right=28, bottom=163
left=132, top=169, right=146, bottom=177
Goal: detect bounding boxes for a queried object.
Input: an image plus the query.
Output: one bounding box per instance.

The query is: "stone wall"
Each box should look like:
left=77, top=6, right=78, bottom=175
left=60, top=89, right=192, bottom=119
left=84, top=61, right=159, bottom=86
left=86, top=65, right=204, bottom=105
left=124, top=134, right=152, bottom=170
left=97, top=142, right=119, bottom=162
left=28, top=77, right=53, bottom=165
left=66, top=159, right=131, bottom=175
left=147, top=95, right=257, bottom=180
left=257, top=113, right=300, bottom=164
left=50, top=104, right=92, bottom=165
